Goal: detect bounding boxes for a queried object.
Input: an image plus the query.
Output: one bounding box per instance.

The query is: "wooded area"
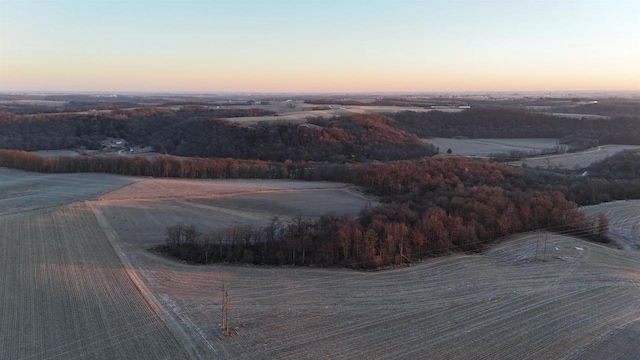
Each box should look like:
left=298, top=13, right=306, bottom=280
left=0, top=109, right=433, bottom=161
left=159, top=187, right=607, bottom=269
left=3, top=106, right=640, bottom=161
left=392, top=108, right=640, bottom=147
left=2, top=106, right=639, bottom=269
left=154, top=153, right=619, bottom=268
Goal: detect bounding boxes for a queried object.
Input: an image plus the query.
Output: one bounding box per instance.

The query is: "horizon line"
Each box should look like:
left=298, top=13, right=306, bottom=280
left=1, top=89, right=639, bottom=96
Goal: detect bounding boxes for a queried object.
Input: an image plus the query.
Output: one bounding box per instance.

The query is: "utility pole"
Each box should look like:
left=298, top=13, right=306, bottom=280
left=221, top=282, right=226, bottom=332
left=225, top=293, right=230, bottom=336
left=221, top=282, right=231, bottom=336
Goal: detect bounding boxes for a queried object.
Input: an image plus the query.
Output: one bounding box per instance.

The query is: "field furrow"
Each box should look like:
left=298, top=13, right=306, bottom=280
left=4, top=171, right=640, bottom=359
left=113, top=234, right=639, bottom=359
left=0, top=204, right=187, bottom=360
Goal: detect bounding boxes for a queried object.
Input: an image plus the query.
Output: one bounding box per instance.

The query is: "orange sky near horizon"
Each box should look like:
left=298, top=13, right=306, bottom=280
left=1, top=0, right=638, bottom=93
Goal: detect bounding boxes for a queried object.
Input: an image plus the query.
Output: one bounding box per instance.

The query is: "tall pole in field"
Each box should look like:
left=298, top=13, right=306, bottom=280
left=225, top=293, right=230, bottom=335
left=221, top=282, right=231, bottom=336
left=221, top=282, right=227, bottom=333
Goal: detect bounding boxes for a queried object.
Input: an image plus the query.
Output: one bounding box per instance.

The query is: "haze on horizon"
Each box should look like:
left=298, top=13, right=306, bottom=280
left=1, top=0, right=638, bottom=93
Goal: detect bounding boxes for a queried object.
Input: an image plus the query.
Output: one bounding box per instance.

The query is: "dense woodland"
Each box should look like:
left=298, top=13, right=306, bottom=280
left=0, top=107, right=269, bottom=150
left=0, top=109, right=433, bottom=162
left=567, top=150, right=640, bottom=204
left=587, top=150, right=640, bottom=180
left=156, top=113, right=433, bottom=161
left=392, top=108, right=640, bottom=147
left=3, top=106, right=640, bottom=161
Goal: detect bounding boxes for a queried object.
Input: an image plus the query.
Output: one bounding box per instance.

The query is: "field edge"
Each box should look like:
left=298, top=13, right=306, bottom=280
left=88, top=202, right=202, bottom=360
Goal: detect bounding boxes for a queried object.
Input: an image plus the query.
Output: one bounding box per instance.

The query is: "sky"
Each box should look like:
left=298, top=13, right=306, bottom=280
left=0, top=0, right=638, bottom=93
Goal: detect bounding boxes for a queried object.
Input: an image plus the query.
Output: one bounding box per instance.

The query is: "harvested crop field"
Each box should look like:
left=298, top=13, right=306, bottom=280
left=95, top=186, right=374, bottom=246
left=0, top=168, right=133, bottom=215
left=0, top=204, right=187, bottom=359
left=550, top=112, right=610, bottom=120
left=509, top=145, right=640, bottom=170
left=3, top=168, right=640, bottom=359
left=227, top=106, right=452, bottom=125
left=98, top=178, right=351, bottom=201
left=189, top=188, right=371, bottom=219
left=121, top=233, right=640, bottom=359
left=423, top=138, right=563, bottom=158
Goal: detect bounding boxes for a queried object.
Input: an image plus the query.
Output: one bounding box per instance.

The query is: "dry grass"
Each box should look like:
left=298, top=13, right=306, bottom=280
left=98, top=178, right=349, bottom=201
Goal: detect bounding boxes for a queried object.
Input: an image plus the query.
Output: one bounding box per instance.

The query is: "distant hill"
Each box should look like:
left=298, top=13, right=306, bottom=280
left=0, top=108, right=434, bottom=162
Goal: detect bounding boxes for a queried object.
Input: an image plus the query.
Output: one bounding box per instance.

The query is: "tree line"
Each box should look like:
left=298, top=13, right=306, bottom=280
left=160, top=186, right=609, bottom=270
left=3, top=148, right=640, bottom=207
left=1, top=148, right=626, bottom=269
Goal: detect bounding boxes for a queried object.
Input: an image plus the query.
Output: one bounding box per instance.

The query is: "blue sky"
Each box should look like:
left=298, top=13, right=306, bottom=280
left=1, top=0, right=638, bottom=92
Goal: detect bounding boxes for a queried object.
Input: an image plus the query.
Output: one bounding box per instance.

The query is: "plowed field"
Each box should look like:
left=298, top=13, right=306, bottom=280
left=119, top=233, right=640, bottom=359
left=0, top=168, right=133, bottom=216
left=424, top=138, right=562, bottom=158
left=0, top=204, right=187, bottom=359
left=94, top=180, right=373, bottom=247
left=581, top=200, right=640, bottom=251
left=3, top=167, right=640, bottom=359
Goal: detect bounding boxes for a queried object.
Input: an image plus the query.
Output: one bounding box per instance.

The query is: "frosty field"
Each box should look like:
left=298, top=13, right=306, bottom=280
left=424, top=138, right=563, bottom=158
left=2, top=167, right=640, bottom=359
